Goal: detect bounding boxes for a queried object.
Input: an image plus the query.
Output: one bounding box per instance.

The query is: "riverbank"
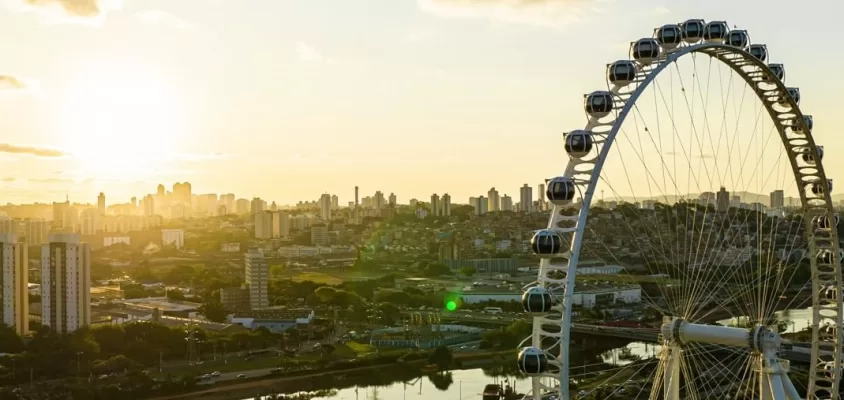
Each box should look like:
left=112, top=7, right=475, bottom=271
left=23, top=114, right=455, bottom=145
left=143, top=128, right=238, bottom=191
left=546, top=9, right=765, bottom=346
left=150, top=350, right=515, bottom=400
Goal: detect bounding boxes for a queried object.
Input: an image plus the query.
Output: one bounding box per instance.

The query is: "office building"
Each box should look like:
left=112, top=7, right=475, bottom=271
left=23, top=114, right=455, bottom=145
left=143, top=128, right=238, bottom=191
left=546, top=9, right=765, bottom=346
left=311, top=224, right=330, bottom=246
left=0, top=233, right=28, bottom=335
left=41, top=233, right=91, bottom=334
left=245, top=248, right=269, bottom=310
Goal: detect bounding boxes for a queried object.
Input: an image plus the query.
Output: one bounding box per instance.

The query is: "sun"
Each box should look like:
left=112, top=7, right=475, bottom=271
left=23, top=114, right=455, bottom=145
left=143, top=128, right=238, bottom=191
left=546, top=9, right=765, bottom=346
left=57, top=65, right=187, bottom=179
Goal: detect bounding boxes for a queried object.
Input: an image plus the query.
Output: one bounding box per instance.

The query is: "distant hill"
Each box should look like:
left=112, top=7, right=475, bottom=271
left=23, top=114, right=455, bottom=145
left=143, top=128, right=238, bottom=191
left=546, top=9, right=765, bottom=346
left=608, top=191, right=843, bottom=208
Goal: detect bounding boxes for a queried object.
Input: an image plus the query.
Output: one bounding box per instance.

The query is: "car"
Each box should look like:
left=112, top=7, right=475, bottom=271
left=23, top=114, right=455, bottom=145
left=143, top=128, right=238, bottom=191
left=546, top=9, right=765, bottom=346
left=211, top=371, right=221, bottom=377
left=237, top=374, right=247, bottom=379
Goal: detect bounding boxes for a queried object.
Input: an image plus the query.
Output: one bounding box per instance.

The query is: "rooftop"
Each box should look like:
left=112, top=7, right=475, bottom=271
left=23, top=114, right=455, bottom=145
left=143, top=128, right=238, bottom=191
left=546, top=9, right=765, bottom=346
left=121, top=297, right=201, bottom=312
left=233, top=308, right=314, bottom=321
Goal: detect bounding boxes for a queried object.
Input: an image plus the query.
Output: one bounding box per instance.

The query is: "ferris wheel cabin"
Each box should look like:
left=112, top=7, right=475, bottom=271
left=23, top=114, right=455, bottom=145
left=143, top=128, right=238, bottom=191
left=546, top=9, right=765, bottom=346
left=749, top=44, right=768, bottom=62
left=522, top=286, right=554, bottom=314
left=584, top=91, right=614, bottom=118
left=631, top=38, right=661, bottom=64
left=680, top=19, right=705, bottom=43
left=703, top=21, right=729, bottom=42
left=517, top=347, right=549, bottom=376
left=811, top=179, right=833, bottom=195
left=802, top=145, right=824, bottom=165
left=655, top=24, right=682, bottom=49
left=564, top=130, right=594, bottom=158
left=607, top=60, right=637, bottom=86
left=546, top=176, right=577, bottom=206
left=530, top=229, right=564, bottom=257
left=724, top=29, right=750, bottom=49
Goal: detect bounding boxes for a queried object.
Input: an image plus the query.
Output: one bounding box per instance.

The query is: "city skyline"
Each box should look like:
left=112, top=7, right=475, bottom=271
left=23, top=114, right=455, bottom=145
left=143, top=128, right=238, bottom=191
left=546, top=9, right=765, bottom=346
left=2, top=0, right=843, bottom=204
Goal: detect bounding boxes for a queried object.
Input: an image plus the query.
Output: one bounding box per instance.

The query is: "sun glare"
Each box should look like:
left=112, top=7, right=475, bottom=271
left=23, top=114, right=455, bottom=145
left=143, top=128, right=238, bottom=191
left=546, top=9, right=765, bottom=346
left=57, top=66, right=186, bottom=179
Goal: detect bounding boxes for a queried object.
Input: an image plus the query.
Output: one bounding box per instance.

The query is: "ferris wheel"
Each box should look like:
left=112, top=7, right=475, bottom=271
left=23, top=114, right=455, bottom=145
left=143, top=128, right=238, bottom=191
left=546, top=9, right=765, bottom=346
left=515, top=19, right=842, bottom=400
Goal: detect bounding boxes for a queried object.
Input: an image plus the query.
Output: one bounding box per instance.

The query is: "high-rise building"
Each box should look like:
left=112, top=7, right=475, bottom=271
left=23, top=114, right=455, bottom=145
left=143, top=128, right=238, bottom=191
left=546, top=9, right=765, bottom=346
left=354, top=186, right=359, bottom=208
left=319, top=194, right=332, bottom=220
left=473, top=196, right=488, bottom=215
left=220, top=194, right=236, bottom=215
left=52, top=200, right=69, bottom=230
left=244, top=248, right=269, bottom=310
left=173, top=182, right=192, bottom=204
left=41, top=233, right=90, bottom=334
left=0, top=233, right=28, bottom=335
left=236, top=198, right=250, bottom=215
left=487, top=188, right=501, bottom=212
left=25, top=219, right=49, bottom=246
left=431, top=194, right=440, bottom=217
left=537, top=183, right=546, bottom=211
left=143, top=194, right=156, bottom=217
left=250, top=198, right=265, bottom=215
left=388, top=193, right=397, bottom=206
left=441, top=193, right=452, bottom=216
left=80, top=209, right=99, bottom=235
left=273, top=211, right=291, bottom=238
left=97, top=192, right=106, bottom=215
left=770, top=190, right=785, bottom=209
left=716, top=187, right=730, bottom=212
left=255, top=211, right=273, bottom=239
left=311, top=224, right=330, bottom=246
left=519, top=184, right=533, bottom=213
left=501, top=195, right=513, bottom=211
left=374, top=191, right=385, bottom=210
left=331, top=195, right=339, bottom=210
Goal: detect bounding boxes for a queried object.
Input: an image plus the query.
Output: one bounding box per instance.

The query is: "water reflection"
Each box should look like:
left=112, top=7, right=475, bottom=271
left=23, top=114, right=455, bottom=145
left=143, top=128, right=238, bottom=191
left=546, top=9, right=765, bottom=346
left=251, top=368, right=534, bottom=400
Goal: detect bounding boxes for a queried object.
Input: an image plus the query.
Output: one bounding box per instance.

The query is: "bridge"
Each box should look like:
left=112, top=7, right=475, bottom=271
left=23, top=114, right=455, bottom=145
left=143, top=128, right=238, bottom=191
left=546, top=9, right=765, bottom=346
left=425, top=312, right=820, bottom=364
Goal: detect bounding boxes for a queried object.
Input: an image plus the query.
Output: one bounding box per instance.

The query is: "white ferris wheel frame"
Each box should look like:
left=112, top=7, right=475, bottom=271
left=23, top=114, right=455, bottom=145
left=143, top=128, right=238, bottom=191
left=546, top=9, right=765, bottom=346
left=527, top=38, right=843, bottom=400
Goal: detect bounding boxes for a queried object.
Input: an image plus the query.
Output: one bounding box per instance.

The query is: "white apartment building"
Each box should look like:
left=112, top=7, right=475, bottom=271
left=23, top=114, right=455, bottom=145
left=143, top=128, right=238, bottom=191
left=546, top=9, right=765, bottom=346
left=0, top=233, right=28, bottom=335
left=41, top=233, right=91, bottom=334
left=161, top=229, right=185, bottom=249
left=245, top=248, right=269, bottom=310
left=273, top=211, right=291, bottom=238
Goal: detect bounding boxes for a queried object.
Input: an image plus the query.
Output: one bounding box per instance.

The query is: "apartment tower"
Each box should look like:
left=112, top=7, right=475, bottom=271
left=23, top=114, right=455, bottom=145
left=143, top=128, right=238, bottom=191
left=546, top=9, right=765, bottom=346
left=0, top=233, right=28, bottom=335
left=41, top=233, right=90, bottom=334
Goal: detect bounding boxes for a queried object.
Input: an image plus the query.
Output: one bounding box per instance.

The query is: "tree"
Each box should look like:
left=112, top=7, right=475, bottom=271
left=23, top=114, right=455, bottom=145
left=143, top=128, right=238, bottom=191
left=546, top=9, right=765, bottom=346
left=428, top=346, right=453, bottom=371
left=198, top=300, right=228, bottom=322
left=0, top=325, right=23, bottom=353
left=459, top=266, right=477, bottom=277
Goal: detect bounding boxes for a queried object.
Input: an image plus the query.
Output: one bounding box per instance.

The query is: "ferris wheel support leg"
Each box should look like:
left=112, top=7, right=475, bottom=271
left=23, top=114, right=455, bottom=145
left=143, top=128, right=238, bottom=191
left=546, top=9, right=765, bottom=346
left=662, top=344, right=681, bottom=400
left=757, top=355, right=790, bottom=400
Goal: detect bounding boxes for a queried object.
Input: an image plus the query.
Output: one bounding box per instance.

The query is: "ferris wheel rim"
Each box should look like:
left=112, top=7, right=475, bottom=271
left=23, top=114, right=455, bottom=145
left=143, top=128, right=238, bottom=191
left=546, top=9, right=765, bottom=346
left=528, top=37, right=842, bottom=399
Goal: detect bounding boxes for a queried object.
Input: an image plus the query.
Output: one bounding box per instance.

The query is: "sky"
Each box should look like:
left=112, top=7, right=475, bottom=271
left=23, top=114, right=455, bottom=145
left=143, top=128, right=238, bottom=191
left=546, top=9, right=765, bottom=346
left=0, top=0, right=842, bottom=206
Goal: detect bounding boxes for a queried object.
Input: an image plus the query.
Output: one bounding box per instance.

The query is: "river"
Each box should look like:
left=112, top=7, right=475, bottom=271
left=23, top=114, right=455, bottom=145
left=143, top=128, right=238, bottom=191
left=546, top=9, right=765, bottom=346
left=247, top=368, right=533, bottom=400
left=240, top=307, right=816, bottom=399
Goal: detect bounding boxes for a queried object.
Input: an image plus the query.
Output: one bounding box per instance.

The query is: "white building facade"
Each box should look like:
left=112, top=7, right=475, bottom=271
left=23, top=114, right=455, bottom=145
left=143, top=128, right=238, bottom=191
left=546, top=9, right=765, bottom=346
left=41, top=233, right=91, bottom=333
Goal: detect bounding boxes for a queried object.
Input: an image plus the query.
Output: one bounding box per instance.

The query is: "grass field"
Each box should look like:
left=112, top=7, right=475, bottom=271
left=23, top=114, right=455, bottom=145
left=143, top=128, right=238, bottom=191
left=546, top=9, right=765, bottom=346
left=279, top=270, right=395, bottom=285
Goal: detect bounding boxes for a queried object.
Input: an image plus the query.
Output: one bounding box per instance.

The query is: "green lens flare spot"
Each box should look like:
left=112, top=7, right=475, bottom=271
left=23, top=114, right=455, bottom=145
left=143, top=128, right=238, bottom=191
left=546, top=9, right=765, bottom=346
left=446, top=301, right=458, bottom=311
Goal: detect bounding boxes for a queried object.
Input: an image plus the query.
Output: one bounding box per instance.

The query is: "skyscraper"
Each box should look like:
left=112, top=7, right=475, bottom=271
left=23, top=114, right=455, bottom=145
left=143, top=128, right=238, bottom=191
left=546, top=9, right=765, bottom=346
left=354, top=186, right=359, bottom=208
left=245, top=248, right=269, bottom=310
left=0, top=233, right=28, bottom=335
left=41, top=233, right=90, bottom=334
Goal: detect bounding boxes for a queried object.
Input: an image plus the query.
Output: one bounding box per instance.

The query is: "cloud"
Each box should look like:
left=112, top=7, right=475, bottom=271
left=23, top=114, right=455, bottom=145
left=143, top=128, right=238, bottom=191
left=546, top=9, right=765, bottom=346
left=0, top=75, right=26, bottom=90
left=417, top=0, right=611, bottom=29
left=0, top=75, right=42, bottom=97
left=0, top=143, right=66, bottom=157
left=168, top=152, right=227, bottom=162
left=135, top=9, right=192, bottom=30
left=405, top=27, right=437, bottom=43
left=295, top=42, right=331, bottom=64
left=6, top=0, right=122, bottom=24
left=653, top=6, right=669, bottom=15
